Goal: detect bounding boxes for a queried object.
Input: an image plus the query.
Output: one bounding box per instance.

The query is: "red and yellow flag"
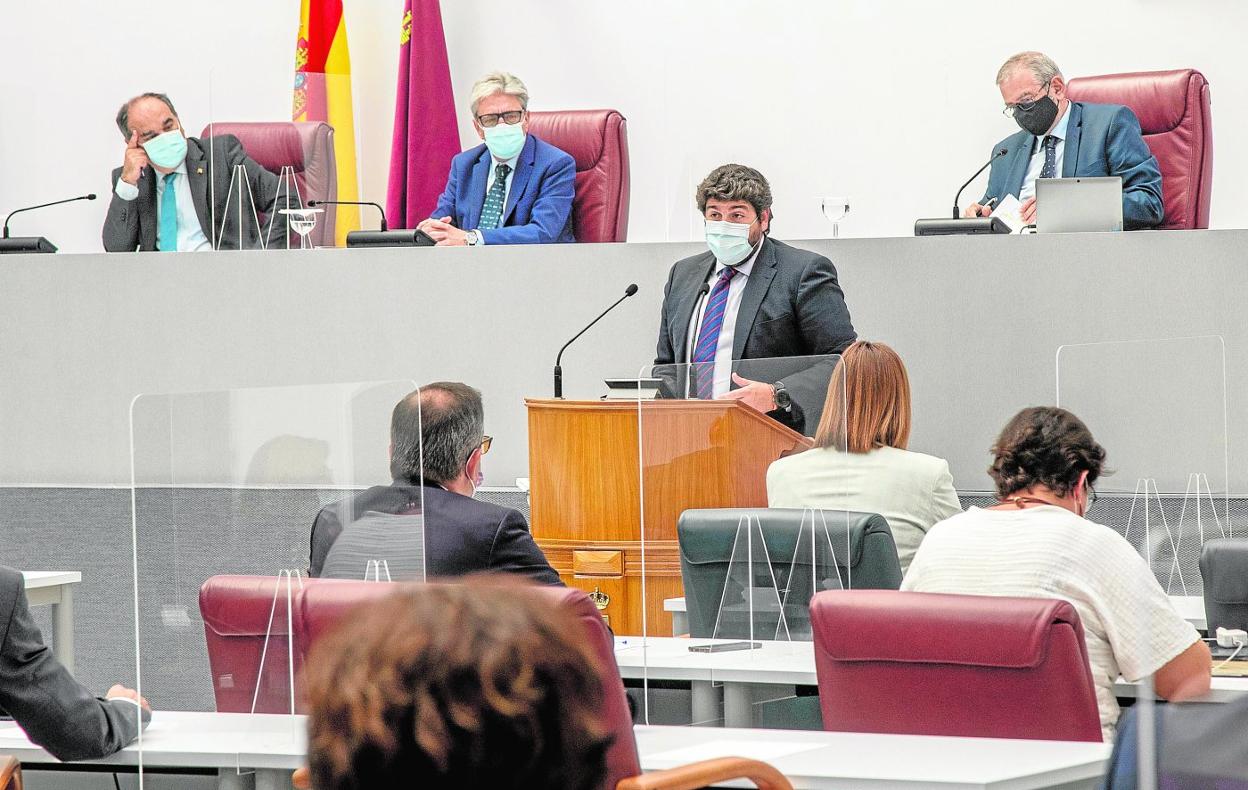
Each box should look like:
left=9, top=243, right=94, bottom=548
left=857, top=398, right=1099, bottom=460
left=294, top=0, right=360, bottom=246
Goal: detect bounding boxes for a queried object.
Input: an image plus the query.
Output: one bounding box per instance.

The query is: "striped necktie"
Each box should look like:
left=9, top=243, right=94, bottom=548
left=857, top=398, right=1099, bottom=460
left=691, top=267, right=737, bottom=399
left=158, top=173, right=178, bottom=252
left=478, top=163, right=511, bottom=230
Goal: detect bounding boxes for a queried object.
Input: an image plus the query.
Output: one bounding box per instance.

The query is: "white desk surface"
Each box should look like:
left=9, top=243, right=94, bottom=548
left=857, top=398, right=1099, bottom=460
left=664, top=595, right=1208, bottom=630
left=635, top=725, right=1111, bottom=789
left=20, top=571, right=82, bottom=590
left=0, top=711, right=306, bottom=771
left=0, top=711, right=1110, bottom=790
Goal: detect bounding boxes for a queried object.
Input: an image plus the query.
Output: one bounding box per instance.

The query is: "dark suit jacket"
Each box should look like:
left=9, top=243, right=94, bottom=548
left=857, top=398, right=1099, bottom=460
left=981, top=101, right=1164, bottom=230
left=103, top=135, right=293, bottom=251
left=0, top=566, right=148, bottom=761
left=432, top=134, right=576, bottom=244
left=308, top=481, right=562, bottom=585
left=655, top=236, right=857, bottom=433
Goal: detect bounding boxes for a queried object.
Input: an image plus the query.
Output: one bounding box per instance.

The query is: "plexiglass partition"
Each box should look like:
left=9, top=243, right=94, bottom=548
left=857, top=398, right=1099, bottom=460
left=632, top=354, right=857, bottom=729
left=129, top=379, right=418, bottom=782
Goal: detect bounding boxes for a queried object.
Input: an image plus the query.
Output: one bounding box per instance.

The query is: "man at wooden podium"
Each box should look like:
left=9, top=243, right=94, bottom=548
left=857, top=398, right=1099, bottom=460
left=654, top=163, right=857, bottom=433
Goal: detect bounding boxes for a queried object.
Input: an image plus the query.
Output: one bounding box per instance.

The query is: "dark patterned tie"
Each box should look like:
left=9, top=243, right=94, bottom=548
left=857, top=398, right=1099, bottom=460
left=1039, top=135, right=1059, bottom=180
left=691, top=267, right=737, bottom=399
left=478, top=163, right=511, bottom=230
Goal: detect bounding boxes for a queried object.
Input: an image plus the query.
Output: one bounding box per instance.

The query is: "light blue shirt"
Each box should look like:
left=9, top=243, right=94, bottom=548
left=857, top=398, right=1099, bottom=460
left=473, top=151, right=520, bottom=245
left=1020, top=104, right=1072, bottom=202
left=114, top=161, right=212, bottom=251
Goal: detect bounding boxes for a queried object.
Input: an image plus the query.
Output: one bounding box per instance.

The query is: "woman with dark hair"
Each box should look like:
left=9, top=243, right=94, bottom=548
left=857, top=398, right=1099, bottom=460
left=903, top=406, right=1210, bottom=740
left=302, top=580, right=613, bottom=790
left=767, top=341, right=960, bottom=571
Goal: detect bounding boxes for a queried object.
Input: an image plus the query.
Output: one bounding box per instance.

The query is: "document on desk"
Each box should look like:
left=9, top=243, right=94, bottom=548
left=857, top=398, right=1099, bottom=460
left=991, top=194, right=1026, bottom=233
left=645, top=739, right=821, bottom=764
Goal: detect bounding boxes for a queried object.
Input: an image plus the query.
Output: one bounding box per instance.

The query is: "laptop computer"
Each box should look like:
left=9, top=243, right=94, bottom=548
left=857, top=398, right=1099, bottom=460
left=1036, top=176, right=1123, bottom=234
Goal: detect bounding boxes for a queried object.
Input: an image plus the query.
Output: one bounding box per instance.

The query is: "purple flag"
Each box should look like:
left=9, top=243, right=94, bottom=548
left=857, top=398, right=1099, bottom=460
left=386, top=0, right=461, bottom=229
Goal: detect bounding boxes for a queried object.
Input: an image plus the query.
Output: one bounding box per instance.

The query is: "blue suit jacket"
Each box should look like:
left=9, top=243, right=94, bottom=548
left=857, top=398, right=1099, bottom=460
left=982, top=101, right=1164, bottom=229
left=432, top=133, right=576, bottom=244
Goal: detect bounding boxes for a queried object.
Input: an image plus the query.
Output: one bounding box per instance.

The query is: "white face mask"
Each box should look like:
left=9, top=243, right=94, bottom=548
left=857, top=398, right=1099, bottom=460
left=704, top=220, right=754, bottom=266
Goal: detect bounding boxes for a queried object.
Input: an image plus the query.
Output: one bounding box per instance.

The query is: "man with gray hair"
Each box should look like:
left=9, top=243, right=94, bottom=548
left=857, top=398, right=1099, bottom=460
left=308, top=382, right=560, bottom=584
left=964, top=52, right=1163, bottom=229
left=418, top=71, right=576, bottom=246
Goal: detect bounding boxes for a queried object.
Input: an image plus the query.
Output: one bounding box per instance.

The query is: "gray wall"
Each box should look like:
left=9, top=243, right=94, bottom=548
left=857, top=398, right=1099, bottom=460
left=0, top=231, right=1244, bottom=494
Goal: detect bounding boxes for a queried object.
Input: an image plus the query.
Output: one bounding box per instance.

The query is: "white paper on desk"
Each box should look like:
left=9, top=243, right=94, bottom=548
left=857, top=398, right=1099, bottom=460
left=991, top=194, right=1025, bottom=233
left=645, top=740, right=820, bottom=764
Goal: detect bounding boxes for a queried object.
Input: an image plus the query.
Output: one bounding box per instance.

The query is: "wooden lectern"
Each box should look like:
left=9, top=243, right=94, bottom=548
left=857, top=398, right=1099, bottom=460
left=526, top=399, right=811, bottom=635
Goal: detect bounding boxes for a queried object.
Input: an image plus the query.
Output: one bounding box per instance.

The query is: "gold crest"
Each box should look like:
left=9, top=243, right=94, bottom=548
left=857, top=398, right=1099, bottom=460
left=589, top=586, right=610, bottom=611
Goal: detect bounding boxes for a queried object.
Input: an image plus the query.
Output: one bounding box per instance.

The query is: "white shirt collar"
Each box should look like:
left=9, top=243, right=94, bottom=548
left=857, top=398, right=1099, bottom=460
left=490, top=153, right=520, bottom=177
left=712, top=238, right=764, bottom=281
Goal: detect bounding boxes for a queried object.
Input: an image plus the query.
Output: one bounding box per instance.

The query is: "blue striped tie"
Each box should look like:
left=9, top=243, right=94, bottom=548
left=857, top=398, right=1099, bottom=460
left=691, top=267, right=737, bottom=399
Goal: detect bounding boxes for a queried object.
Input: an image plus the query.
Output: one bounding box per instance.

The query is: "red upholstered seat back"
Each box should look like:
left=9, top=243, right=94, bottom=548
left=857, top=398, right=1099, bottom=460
left=526, top=110, right=630, bottom=242
left=197, top=121, right=339, bottom=246
left=1065, top=69, right=1213, bottom=230
left=295, top=580, right=641, bottom=790
left=199, top=575, right=317, bottom=714
left=810, top=590, right=1103, bottom=742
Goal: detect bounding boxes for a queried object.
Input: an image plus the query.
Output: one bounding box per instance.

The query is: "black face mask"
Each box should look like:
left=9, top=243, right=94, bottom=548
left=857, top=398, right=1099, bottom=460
left=1012, top=94, right=1059, bottom=137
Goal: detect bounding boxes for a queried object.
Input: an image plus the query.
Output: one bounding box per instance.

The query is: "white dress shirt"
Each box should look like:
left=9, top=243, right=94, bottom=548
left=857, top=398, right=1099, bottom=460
left=1019, top=104, right=1071, bottom=202
left=476, top=151, right=520, bottom=245
left=114, top=162, right=211, bottom=251
left=685, top=242, right=763, bottom=398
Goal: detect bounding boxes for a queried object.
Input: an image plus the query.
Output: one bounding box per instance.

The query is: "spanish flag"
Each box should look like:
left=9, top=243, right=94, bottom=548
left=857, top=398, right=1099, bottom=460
left=293, top=0, right=360, bottom=246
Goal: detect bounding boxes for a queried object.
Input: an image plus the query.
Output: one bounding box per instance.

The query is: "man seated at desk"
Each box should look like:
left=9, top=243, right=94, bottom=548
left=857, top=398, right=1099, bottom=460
left=964, top=52, right=1163, bottom=229
left=103, top=92, right=293, bottom=252
left=418, top=72, right=576, bottom=247
left=308, top=382, right=560, bottom=584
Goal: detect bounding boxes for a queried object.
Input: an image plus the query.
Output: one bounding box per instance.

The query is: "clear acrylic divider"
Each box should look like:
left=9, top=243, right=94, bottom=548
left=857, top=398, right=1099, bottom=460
left=129, top=379, right=418, bottom=784
left=635, top=354, right=842, bottom=730
left=1056, top=337, right=1231, bottom=784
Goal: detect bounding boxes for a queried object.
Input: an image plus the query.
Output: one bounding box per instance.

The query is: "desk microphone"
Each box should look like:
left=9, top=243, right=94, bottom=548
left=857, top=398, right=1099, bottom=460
left=952, top=148, right=1009, bottom=219
left=683, top=281, right=712, bottom=399
left=554, top=283, right=639, bottom=398
left=3, top=194, right=96, bottom=238
left=308, top=199, right=388, bottom=231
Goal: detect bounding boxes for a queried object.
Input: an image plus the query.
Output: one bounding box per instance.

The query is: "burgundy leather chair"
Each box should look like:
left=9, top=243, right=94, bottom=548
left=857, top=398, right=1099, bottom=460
left=527, top=110, right=630, bottom=242
left=198, top=121, right=339, bottom=246
left=810, top=590, right=1103, bottom=742
left=1065, top=69, right=1213, bottom=230
left=199, top=575, right=318, bottom=714
left=294, top=580, right=792, bottom=790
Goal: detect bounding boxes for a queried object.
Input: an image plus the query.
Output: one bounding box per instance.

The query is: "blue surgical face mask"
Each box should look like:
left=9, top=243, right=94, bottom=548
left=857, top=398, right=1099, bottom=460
left=483, top=121, right=526, bottom=161
left=142, top=129, right=188, bottom=170
left=704, top=220, right=755, bottom=266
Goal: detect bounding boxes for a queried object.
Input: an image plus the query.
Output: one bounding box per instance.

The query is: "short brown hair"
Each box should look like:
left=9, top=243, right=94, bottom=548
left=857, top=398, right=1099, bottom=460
left=305, top=579, right=613, bottom=790
left=814, top=341, right=912, bottom=453
left=695, top=163, right=773, bottom=218
left=988, top=406, right=1106, bottom=499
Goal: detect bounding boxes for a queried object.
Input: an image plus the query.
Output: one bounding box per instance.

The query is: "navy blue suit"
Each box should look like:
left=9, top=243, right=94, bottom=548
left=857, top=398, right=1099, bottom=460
left=982, top=101, right=1164, bottom=229
left=432, top=133, right=576, bottom=244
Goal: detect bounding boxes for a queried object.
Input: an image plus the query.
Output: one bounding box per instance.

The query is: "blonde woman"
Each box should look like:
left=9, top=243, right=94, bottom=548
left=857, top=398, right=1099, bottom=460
left=766, top=341, right=960, bottom=571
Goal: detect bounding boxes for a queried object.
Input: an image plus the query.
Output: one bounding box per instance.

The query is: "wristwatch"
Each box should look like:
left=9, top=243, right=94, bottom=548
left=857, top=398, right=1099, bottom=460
left=466, top=230, right=483, bottom=246
left=772, top=381, right=792, bottom=412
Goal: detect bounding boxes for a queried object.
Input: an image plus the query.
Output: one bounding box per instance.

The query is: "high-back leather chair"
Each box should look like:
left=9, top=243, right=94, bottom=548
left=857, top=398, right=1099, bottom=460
left=526, top=110, right=630, bottom=242
left=199, top=575, right=318, bottom=714
left=0, top=756, right=21, bottom=790
left=294, top=580, right=793, bottom=790
left=810, top=590, right=1103, bottom=742
left=1200, top=538, right=1248, bottom=634
left=198, top=121, right=339, bottom=246
left=678, top=508, right=902, bottom=640
left=1065, top=69, right=1213, bottom=230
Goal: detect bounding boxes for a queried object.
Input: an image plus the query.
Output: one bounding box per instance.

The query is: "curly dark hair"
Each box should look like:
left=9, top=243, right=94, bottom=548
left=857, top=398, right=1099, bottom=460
left=988, top=406, right=1107, bottom=499
left=305, top=579, right=613, bottom=790
left=695, top=163, right=773, bottom=218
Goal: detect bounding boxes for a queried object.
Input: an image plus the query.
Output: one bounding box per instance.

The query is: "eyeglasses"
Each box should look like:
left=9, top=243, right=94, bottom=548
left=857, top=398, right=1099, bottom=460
left=1002, top=82, right=1051, bottom=118
left=465, top=435, right=492, bottom=465
left=476, top=110, right=525, bottom=128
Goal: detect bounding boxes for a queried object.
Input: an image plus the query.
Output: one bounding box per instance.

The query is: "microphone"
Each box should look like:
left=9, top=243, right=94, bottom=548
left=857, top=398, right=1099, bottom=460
left=952, top=148, right=1009, bottom=219
left=683, top=281, right=712, bottom=399
left=554, top=284, right=639, bottom=398
left=3, top=194, right=97, bottom=239
left=308, top=199, right=388, bottom=231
